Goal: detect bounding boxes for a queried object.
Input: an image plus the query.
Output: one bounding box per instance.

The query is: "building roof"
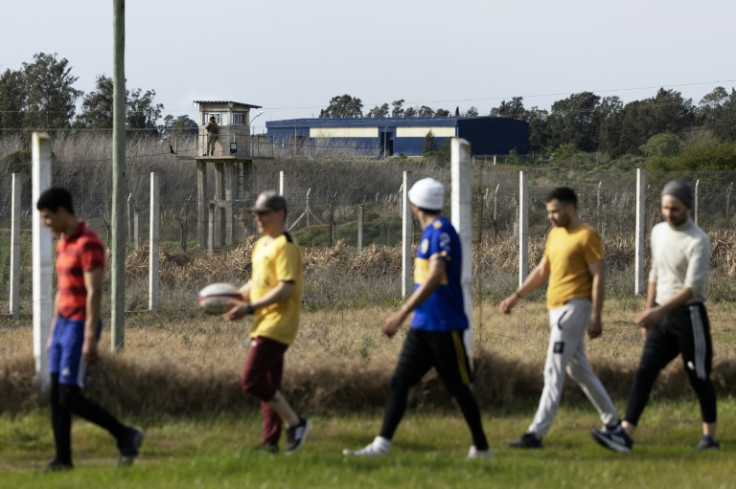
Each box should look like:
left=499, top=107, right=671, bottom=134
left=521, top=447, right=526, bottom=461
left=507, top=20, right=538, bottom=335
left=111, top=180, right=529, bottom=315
left=194, top=100, right=262, bottom=110
left=267, top=116, right=455, bottom=128
left=266, top=115, right=518, bottom=129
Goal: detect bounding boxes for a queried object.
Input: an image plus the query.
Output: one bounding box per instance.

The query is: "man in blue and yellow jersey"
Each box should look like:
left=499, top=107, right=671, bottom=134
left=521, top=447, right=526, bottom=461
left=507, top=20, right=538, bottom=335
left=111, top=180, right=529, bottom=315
left=499, top=187, right=620, bottom=449
left=343, top=178, right=492, bottom=459
left=224, top=190, right=310, bottom=454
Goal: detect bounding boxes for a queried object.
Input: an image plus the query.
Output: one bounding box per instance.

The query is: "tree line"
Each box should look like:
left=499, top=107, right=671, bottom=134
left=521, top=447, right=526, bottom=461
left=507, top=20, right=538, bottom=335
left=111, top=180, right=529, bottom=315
left=0, top=52, right=197, bottom=139
left=2, top=52, right=736, bottom=166
left=320, top=89, right=736, bottom=160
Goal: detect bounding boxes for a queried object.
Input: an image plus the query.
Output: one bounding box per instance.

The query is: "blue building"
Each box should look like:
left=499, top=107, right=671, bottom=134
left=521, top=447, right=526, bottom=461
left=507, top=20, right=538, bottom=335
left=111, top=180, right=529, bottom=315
left=266, top=116, right=528, bottom=157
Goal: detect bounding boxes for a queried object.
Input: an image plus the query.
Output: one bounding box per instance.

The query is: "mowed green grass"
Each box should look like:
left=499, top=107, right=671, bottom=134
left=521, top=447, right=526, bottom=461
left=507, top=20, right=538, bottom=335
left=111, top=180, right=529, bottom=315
left=0, top=398, right=733, bottom=489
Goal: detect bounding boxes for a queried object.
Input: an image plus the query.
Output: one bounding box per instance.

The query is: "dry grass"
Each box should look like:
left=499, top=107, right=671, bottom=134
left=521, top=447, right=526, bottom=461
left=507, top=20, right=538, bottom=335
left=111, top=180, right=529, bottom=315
left=3, top=235, right=736, bottom=416
left=115, top=233, right=736, bottom=313
left=2, top=298, right=736, bottom=416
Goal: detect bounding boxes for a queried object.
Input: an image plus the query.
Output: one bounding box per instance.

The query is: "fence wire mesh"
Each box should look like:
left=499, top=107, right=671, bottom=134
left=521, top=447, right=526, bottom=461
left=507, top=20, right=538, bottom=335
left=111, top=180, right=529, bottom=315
left=2, top=145, right=736, bottom=314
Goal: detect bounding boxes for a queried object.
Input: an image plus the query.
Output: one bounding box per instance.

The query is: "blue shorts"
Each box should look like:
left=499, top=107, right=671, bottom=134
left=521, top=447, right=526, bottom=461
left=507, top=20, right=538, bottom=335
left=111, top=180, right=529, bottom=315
left=48, top=317, right=102, bottom=388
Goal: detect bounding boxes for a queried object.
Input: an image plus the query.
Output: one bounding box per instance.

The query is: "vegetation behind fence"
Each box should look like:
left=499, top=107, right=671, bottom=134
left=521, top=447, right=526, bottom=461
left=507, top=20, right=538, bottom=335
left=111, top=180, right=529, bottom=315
left=2, top=135, right=736, bottom=314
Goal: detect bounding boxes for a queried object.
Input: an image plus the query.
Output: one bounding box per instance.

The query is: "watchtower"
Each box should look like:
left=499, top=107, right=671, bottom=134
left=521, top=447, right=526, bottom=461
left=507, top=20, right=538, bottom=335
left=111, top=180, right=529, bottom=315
left=187, top=100, right=263, bottom=250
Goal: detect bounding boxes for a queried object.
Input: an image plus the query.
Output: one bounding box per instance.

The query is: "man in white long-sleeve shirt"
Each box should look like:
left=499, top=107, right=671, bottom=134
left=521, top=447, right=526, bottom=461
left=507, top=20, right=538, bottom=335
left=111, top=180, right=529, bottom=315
left=593, top=180, right=719, bottom=452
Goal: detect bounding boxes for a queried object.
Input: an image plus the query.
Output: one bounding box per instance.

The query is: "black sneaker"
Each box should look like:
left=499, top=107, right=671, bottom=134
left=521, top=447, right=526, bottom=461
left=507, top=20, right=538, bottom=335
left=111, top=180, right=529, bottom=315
left=118, top=427, right=145, bottom=467
left=694, top=435, right=720, bottom=451
left=252, top=442, right=279, bottom=454
left=508, top=432, right=543, bottom=449
left=285, top=418, right=311, bottom=454
left=44, top=458, right=73, bottom=473
left=591, top=426, right=633, bottom=453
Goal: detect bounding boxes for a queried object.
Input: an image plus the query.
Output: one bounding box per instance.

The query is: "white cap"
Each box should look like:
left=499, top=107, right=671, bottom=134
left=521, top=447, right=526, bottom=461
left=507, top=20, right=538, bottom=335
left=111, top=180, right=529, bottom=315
left=408, top=178, right=444, bottom=211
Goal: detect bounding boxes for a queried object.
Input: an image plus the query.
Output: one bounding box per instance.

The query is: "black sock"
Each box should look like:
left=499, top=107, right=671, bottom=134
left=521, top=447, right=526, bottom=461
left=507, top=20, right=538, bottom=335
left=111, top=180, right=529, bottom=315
left=50, top=374, right=72, bottom=464
left=60, top=385, right=129, bottom=441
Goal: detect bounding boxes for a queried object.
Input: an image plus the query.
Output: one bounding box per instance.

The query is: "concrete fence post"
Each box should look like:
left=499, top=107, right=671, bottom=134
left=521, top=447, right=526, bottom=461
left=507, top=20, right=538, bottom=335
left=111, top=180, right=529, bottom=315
left=133, top=208, right=140, bottom=250
left=635, top=169, right=646, bottom=295
left=518, top=171, right=529, bottom=287
left=32, top=132, right=53, bottom=391
left=10, top=174, right=22, bottom=318
left=280, top=170, right=287, bottom=229
left=401, top=171, right=413, bottom=298
left=694, top=179, right=700, bottom=225
left=149, top=172, right=160, bottom=312
left=127, top=193, right=134, bottom=242
left=451, top=138, right=474, bottom=359
left=597, top=181, right=602, bottom=235
left=208, top=203, right=215, bottom=258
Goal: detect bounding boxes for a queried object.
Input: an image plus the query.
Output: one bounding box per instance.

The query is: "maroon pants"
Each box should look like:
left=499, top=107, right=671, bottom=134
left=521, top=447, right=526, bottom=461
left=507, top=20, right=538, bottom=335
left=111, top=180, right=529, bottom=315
left=241, top=336, right=288, bottom=445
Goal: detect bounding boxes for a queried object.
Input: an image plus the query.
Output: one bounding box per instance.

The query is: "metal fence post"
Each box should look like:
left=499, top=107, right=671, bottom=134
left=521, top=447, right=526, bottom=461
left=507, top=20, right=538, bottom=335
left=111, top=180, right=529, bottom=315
left=493, top=183, right=500, bottom=238
left=358, top=204, right=364, bottom=253
left=727, top=182, right=733, bottom=226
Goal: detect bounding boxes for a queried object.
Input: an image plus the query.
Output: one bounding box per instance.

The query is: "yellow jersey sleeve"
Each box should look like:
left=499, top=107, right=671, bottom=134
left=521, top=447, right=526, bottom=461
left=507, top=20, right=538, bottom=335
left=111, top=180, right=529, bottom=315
left=583, top=228, right=603, bottom=265
left=275, top=241, right=300, bottom=283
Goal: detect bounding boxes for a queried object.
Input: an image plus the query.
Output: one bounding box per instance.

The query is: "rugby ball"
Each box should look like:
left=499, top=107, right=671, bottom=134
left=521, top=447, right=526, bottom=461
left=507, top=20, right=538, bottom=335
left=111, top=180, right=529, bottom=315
left=197, top=283, right=242, bottom=315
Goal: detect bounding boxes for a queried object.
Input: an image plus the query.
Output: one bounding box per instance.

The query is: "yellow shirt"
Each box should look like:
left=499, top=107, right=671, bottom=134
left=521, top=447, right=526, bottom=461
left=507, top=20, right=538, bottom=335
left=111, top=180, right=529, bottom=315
left=543, top=223, right=602, bottom=309
left=249, top=233, right=303, bottom=345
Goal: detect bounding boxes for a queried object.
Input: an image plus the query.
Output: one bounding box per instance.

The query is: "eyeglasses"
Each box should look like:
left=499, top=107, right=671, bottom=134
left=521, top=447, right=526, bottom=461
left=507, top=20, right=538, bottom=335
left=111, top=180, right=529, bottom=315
left=255, top=210, right=274, bottom=217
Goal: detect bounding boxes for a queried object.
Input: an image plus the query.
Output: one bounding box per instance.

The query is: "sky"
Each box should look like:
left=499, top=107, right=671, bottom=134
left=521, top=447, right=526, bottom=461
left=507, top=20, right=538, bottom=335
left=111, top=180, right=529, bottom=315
left=2, top=0, right=736, bottom=134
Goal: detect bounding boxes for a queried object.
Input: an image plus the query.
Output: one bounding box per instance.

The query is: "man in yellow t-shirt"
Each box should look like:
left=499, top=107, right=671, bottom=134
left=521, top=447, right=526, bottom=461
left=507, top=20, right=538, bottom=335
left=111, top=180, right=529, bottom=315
left=224, top=190, right=309, bottom=454
left=499, top=187, right=619, bottom=449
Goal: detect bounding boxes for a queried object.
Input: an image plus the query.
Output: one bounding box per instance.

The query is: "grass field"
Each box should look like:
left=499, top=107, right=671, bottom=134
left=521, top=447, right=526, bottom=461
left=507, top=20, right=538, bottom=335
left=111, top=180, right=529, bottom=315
left=1, top=299, right=735, bottom=487
left=0, top=399, right=733, bottom=488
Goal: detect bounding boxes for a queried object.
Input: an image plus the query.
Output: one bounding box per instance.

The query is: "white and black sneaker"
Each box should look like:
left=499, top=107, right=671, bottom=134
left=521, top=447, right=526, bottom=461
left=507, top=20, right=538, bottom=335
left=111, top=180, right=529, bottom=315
left=285, top=418, right=311, bottom=454
left=467, top=445, right=494, bottom=460
left=343, top=436, right=391, bottom=456
left=591, top=426, right=633, bottom=453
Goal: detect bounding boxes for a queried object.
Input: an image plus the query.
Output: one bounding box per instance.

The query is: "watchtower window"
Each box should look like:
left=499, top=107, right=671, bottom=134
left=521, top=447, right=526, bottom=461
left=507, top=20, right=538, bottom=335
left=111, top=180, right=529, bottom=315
left=205, top=113, right=224, bottom=125
left=232, top=113, right=246, bottom=125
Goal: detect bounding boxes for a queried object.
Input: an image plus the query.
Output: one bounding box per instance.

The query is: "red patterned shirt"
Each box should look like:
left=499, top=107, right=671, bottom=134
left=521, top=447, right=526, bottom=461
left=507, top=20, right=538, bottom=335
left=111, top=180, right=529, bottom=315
left=56, top=220, right=105, bottom=320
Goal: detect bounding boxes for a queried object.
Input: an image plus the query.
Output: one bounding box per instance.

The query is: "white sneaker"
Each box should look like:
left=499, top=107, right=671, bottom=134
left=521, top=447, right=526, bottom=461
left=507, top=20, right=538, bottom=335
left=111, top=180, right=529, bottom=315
left=467, top=445, right=494, bottom=459
left=342, top=436, right=391, bottom=456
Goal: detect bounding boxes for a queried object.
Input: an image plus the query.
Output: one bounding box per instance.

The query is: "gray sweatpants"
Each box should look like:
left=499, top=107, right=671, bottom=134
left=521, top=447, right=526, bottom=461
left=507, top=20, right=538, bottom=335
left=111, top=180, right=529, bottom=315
left=528, top=298, right=619, bottom=437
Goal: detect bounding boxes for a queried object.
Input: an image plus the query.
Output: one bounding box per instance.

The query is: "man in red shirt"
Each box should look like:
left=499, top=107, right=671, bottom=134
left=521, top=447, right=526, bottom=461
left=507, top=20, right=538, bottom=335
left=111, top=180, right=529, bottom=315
left=37, top=187, right=143, bottom=472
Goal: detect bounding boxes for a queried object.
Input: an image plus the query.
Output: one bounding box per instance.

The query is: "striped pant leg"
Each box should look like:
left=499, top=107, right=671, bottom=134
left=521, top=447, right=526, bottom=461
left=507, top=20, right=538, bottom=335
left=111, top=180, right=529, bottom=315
left=624, top=317, right=680, bottom=426
left=680, top=304, right=717, bottom=423
left=431, top=330, right=489, bottom=451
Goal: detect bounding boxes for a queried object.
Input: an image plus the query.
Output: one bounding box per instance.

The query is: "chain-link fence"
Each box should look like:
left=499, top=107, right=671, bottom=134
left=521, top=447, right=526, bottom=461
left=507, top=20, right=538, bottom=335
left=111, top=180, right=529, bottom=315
left=2, top=135, right=736, bottom=314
